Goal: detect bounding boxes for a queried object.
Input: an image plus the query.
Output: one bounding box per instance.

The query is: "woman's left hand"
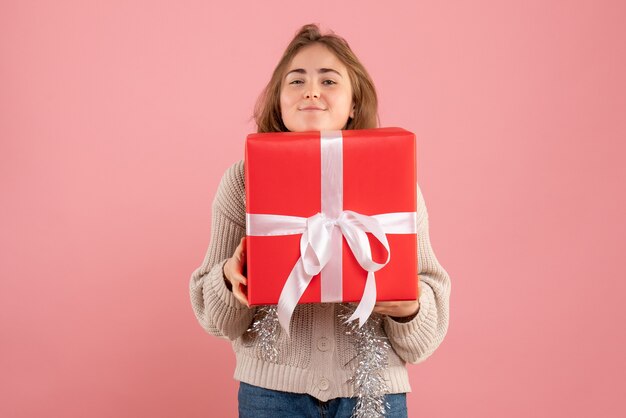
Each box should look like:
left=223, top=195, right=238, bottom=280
left=373, top=300, right=420, bottom=320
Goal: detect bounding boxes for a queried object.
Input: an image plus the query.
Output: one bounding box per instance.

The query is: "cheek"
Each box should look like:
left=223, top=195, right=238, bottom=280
left=334, top=88, right=353, bottom=109
left=335, top=95, right=353, bottom=114
left=280, top=90, right=296, bottom=109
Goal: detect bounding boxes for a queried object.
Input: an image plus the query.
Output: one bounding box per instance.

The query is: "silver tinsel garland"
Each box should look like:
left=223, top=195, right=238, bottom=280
left=339, top=305, right=390, bottom=418
left=246, top=305, right=279, bottom=363
left=247, top=304, right=390, bottom=418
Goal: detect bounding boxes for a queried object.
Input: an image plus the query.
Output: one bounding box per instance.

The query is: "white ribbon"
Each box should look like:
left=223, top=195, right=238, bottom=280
left=246, top=131, right=417, bottom=335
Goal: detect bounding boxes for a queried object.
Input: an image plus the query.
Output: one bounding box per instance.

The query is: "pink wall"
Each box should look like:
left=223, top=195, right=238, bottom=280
left=2, top=1, right=625, bottom=417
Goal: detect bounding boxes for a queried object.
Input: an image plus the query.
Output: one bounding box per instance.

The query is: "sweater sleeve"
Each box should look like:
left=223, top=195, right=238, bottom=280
left=383, top=184, right=452, bottom=364
left=189, top=161, right=256, bottom=340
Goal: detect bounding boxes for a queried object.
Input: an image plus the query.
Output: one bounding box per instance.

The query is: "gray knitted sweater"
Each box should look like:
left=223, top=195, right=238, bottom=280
left=189, top=160, right=451, bottom=401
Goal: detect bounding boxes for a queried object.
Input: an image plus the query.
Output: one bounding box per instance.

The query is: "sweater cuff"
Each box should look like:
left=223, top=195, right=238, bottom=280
left=383, top=280, right=434, bottom=337
left=206, top=258, right=247, bottom=309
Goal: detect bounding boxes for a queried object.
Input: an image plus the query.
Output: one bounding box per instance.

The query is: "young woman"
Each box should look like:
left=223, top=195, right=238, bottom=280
left=189, top=23, right=451, bottom=418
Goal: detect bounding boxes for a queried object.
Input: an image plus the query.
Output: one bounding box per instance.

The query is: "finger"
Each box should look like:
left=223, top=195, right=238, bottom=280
left=235, top=242, right=243, bottom=258
left=234, top=252, right=246, bottom=269
left=234, top=236, right=244, bottom=253
left=232, top=285, right=249, bottom=307
left=231, top=272, right=247, bottom=287
left=372, top=306, right=391, bottom=315
left=374, top=301, right=397, bottom=308
left=233, top=289, right=247, bottom=306
left=224, top=261, right=247, bottom=284
left=237, top=240, right=248, bottom=262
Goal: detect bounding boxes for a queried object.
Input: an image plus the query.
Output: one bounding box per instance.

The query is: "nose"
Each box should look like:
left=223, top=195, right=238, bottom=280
left=305, top=88, right=320, bottom=99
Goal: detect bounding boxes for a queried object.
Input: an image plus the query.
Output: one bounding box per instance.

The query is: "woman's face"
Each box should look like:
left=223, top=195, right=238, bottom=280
left=280, top=43, right=355, bottom=132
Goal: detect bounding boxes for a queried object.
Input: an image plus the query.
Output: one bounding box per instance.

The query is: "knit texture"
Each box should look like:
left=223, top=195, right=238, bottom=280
left=189, top=160, right=451, bottom=401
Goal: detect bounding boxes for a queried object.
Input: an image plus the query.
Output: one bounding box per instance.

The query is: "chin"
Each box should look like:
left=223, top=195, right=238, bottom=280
left=293, top=124, right=321, bottom=132
left=301, top=123, right=343, bottom=132
left=286, top=118, right=345, bottom=132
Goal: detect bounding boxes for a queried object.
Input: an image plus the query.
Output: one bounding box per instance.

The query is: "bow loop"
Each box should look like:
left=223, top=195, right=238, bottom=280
left=337, top=210, right=391, bottom=272
left=300, top=213, right=333, bottom=276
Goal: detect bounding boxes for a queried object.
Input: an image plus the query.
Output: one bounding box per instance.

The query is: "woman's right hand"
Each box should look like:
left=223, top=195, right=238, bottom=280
left=223, top=237, right=249, bottom=307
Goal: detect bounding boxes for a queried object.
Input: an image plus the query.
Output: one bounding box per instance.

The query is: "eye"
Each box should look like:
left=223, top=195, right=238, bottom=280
left=323, top=80, right=337, bottom=85
left=289, top=80, right=304, bottom=85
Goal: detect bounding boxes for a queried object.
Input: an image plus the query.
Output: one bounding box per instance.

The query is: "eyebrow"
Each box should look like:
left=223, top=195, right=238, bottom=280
left=284, top=68, right=343, bottom=78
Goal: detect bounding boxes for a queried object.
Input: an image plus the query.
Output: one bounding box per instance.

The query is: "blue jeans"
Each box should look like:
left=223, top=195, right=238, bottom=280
left=238, top=382, right=408, bottom=418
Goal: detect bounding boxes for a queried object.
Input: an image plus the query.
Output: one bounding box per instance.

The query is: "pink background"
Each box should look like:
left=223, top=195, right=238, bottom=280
left=1, top=1, right=625, bottom=417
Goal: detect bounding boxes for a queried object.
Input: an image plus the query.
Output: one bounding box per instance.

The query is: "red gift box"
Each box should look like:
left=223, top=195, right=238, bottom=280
left=245, top=127, right=418, bottom=315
